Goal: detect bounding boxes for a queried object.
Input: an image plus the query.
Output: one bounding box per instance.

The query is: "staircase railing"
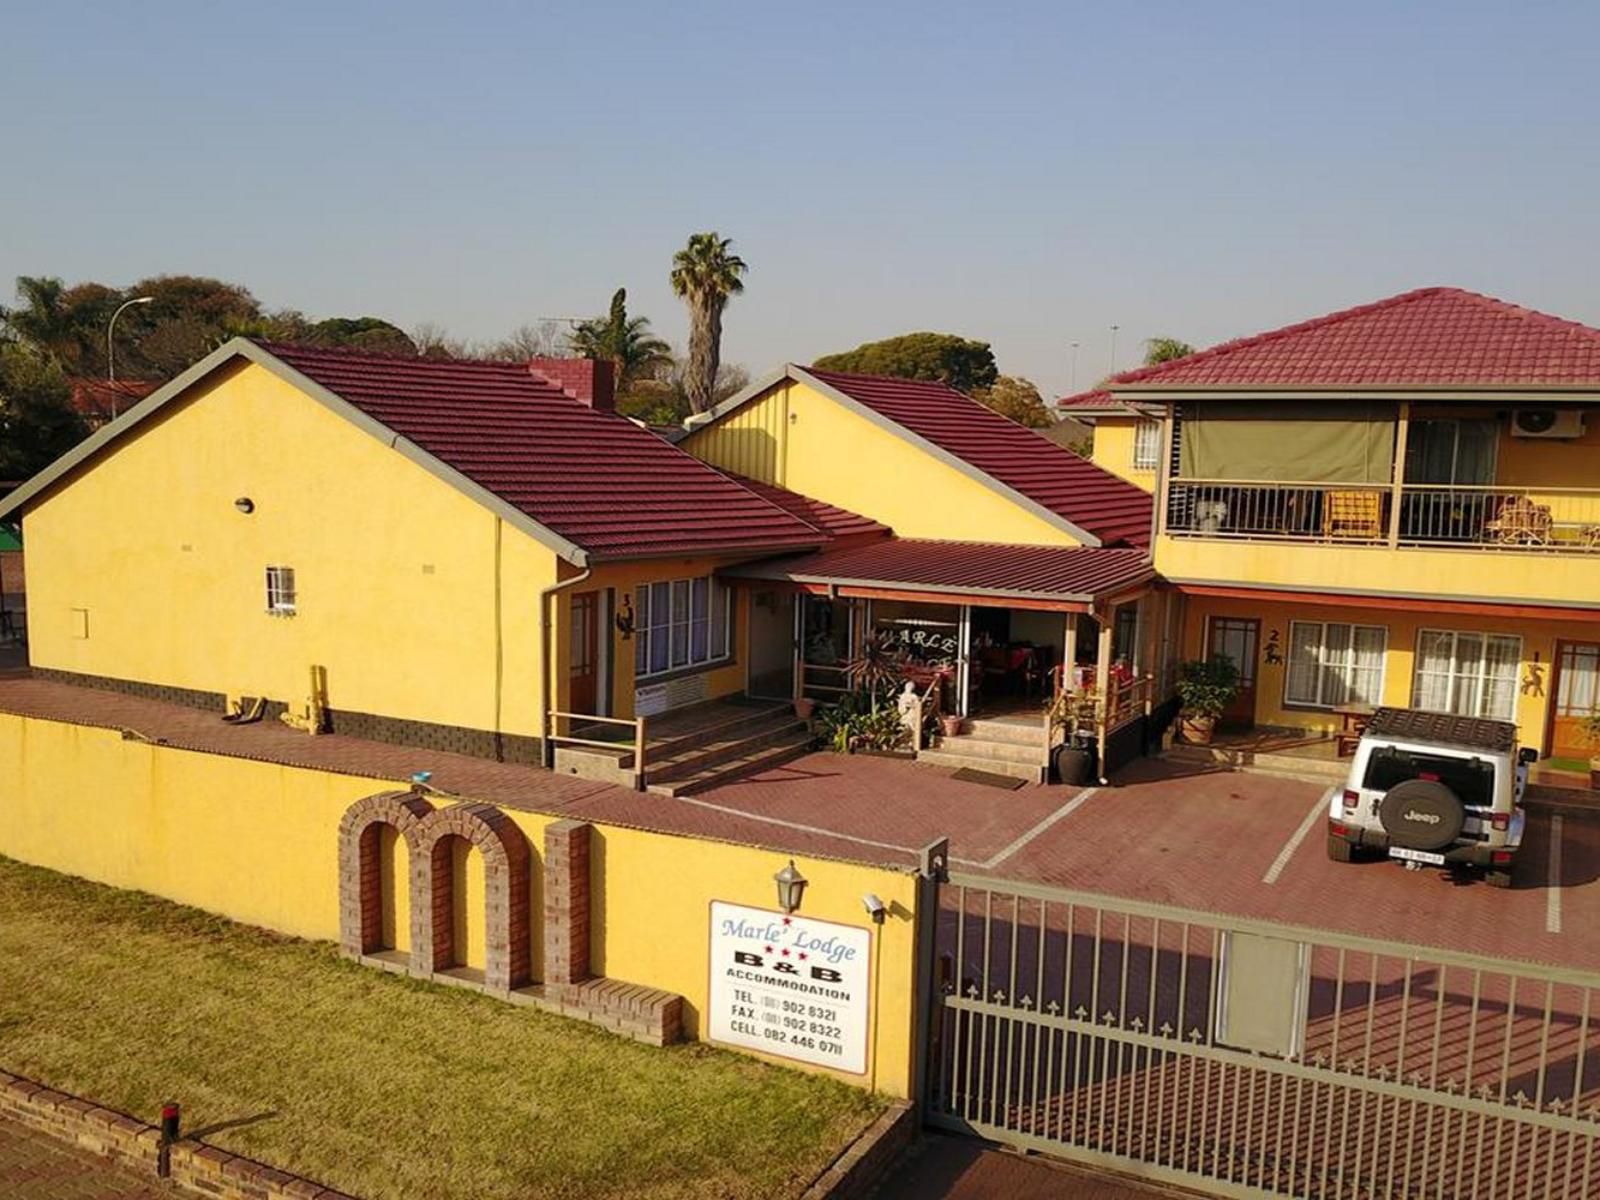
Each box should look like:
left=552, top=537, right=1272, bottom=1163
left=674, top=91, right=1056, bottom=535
left=546, top=710, right=648, bottom=790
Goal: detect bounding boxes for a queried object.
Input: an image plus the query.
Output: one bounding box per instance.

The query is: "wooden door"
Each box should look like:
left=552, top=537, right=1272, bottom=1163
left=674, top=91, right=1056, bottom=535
left=1207, top=616, right=1260, bottom=728
left=1550, top=641, right=1600, bottom=762
left=569, top=591, right=599, bottom=715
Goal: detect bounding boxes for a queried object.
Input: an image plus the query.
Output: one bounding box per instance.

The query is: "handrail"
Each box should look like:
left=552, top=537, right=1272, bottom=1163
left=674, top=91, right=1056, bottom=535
left=546, top=709, right=648, bottom=791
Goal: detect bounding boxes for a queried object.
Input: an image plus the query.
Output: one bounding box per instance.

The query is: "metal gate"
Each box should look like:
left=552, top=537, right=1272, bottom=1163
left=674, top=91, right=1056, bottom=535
left=924, top=873, right=1600, bottom=1199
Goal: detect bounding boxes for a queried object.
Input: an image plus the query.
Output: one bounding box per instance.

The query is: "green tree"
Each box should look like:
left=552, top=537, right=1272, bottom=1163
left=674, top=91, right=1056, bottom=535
left=670, top=232, right=747, bottom=414
left=568, top=288, right=672, bottom=392
left=1143, top=336, right=1196, bottom=365
left=971, top=375, right=1053, bottom=428
left=812, top=332, right=998, bottom=394
left=0, top=342, right=88, bottom=480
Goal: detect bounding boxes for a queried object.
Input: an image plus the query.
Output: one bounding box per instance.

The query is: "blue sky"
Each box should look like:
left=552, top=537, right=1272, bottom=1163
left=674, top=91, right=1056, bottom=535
left=5, top=1, right=1598, bottom=396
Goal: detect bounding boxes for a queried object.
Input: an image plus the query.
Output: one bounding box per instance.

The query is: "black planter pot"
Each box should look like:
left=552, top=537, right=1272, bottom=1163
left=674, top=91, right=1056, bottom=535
left=1051, top=742, right=1097, bottom=786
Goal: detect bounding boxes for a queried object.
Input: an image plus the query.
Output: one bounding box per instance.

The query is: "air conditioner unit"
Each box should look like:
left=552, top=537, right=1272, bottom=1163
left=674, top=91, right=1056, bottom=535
left=1511, top=408, right=1586, bottom=439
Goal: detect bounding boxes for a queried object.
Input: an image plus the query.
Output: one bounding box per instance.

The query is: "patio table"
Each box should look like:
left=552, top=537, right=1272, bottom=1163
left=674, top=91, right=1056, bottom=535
left=1333, top=703, right=1375, bottom=756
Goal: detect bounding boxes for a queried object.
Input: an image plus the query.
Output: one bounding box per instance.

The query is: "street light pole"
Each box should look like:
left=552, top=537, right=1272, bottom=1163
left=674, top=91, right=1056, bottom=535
left=107, top=296, right=154, bottom=390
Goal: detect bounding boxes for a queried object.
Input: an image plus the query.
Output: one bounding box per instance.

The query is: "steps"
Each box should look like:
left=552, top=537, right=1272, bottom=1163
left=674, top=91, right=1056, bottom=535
left=1163, top=742, right=1346, bottom=784
left=644, top=705, right=814, bottom=797
left=920, top=715, right=1050, bottom=784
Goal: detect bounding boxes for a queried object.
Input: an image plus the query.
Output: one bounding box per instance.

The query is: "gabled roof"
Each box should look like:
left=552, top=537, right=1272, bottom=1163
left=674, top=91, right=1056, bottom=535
left=0, top=340, right=825, bottom=566
left=719, top=473, right=891, bottom=545
left=1101, top=287, right=1600, bottom=392
left=1052, top=390, right=1148, bottom=419
left=701, top=365, right=1154, bottom=548
left=726, top=537, right=1154, bottom=607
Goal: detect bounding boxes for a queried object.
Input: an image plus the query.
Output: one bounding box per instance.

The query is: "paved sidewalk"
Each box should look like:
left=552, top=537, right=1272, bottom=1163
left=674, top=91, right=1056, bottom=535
left=0, top=1116, right=171, bottom=1198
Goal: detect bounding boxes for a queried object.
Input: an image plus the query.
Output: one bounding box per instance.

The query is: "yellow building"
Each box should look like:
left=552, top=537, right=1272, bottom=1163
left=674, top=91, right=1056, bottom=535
left=1, top=342, right=1166, bottom=789
left=1059, top=286, right=1600, bottom=763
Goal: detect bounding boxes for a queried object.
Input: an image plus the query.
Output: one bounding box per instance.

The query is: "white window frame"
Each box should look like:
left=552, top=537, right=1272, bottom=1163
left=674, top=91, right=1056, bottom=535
left=634, top=575, right=733, bottom=680
left=1283, top=620, right=1387, bottom=709
left=265, top=565, right=297, bottom=616
left=1132, top=419, right=1162, bottom=470
left=1410, top=628, right=1522, bottom=720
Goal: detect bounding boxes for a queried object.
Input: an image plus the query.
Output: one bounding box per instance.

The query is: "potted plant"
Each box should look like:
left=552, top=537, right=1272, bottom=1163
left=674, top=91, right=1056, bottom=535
left=1045, top=685, right=1099, bottom=785
left=1175, top=656, right=1240, bottom=745
left=938, top=711, right=964, bottom=738
left=1584, top=714, right=1600, bottom=789
left=793, top=696, right=816, bottom=721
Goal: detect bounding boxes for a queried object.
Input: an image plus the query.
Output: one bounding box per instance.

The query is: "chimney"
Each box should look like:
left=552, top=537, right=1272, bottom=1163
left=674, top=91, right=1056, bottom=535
left=528, top=357, right=615, bottom=412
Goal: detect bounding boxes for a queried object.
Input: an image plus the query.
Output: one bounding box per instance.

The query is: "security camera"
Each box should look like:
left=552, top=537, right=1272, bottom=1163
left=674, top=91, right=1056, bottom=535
left=862, top=893, right=887, bottom=924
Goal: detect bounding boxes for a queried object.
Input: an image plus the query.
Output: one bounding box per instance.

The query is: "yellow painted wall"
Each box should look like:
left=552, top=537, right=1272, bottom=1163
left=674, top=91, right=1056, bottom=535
left=22, top=362, right=562, bottom=738
left=1496, top=418, right=1600, bottom=490
left=0, top=713, right=920, bottom=1095
left=1157, top=536, right=1600, bottom=610
left=1089, top=416, right=1158, bottom=493
left=683, top=380, right=1080, bottom=546
left=1180, top=593, right=1599, bottom=752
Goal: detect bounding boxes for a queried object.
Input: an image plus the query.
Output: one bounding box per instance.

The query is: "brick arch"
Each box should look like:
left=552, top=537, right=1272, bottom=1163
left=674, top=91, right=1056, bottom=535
left=411, top=803, right=531, bottom=993
left=338, top=790, right=436, bottom=958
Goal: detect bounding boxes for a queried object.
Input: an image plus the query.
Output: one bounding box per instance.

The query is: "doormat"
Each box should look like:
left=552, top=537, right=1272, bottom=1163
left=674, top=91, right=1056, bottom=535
left=951, top=767, right=1026, bottom=790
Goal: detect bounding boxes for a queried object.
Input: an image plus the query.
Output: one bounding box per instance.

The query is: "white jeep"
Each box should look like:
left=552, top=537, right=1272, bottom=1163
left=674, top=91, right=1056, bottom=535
left=1324, top=707, right=1535, bottom=887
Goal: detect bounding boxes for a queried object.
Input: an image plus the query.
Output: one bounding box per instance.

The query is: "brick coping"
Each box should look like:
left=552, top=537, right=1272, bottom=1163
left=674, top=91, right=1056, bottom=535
left=0, top=1067, right=353, bottom=1199
left=800, top=1100, right=917, bottom=1199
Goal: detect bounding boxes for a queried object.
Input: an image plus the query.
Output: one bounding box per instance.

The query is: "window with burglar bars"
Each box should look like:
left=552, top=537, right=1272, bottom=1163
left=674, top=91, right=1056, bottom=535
left=1132, top=419, right=1162, bottom=469
left=634, top=575, right=732, bottom=678
left=1411, top=628, right=1521, bottom=720
left=265, top=565, right=297, bottom=615
left=1285, top=621, right=1386, bottom=708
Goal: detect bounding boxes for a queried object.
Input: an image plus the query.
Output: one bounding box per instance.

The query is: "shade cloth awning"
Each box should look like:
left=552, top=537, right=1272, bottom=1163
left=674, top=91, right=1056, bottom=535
left=1180, top=400, right=1397, bottom=483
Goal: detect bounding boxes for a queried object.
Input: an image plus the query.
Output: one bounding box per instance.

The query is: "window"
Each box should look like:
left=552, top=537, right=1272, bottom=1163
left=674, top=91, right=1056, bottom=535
left=265, top=566, right=297, bottom=615
left=1403, top=419, right=1497, bottom=486
left=1411, top=629, right=1520, bottom=720
left=634, top=575, right=732, bottom=678
left=1363, top=747, right=1494, bottom=808
left=1132, top=419, right=1162, bottom=469
left=1285, top=621, right=1386, bottom=708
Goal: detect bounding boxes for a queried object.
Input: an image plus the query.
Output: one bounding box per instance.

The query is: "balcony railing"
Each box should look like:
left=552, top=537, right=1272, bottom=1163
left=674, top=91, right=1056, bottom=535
left=1166, top=480, right=1600, bottom=553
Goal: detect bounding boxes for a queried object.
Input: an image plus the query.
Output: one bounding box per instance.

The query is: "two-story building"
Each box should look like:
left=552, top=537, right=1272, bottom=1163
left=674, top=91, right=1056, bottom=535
left=1066, top=286, right=1600, bottom=764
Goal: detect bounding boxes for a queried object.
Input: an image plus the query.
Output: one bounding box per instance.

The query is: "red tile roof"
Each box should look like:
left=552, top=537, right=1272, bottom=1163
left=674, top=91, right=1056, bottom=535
left=801, top=368, right=1153, bottom=548
left=1102, top=287, right=1600, bottom=391
left=1053, top=389, right=1143, bottom=416
left=68, top=378, right=157, bottom=424
left=728, top=537, right=1154, bottom=604
left=262, top=343, right=824, bottom=561
left=719, top=474, right=891, bottom=545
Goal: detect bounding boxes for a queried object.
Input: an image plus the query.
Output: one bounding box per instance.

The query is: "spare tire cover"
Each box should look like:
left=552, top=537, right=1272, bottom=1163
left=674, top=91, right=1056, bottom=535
left=1379, top=779, right=1465, bottom=851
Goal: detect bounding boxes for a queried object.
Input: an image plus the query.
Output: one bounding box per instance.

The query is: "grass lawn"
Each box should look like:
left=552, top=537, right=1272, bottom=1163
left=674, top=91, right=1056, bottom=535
left=0, top=856, right=883, bottom=1199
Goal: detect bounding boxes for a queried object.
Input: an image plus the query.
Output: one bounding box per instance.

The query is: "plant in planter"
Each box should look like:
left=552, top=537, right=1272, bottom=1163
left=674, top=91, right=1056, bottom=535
left=817, top=690, right=911, bottom=754
left=844, top=633, right=908, bottom=713
left=1043, top=685, right=1101, bottom=784
left=1175, top=656, right=1240, bottom=745
left=1584, top=714, right=1600, bottom=789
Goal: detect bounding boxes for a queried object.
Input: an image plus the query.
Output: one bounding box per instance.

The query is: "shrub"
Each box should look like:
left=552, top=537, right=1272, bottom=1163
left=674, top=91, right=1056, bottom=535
left=1176, top=656, right=1240, bottom=721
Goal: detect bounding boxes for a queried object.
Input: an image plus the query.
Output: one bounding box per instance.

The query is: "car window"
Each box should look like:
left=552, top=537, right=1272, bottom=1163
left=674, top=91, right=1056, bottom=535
left=1362, top=747, right=1495, bottom=807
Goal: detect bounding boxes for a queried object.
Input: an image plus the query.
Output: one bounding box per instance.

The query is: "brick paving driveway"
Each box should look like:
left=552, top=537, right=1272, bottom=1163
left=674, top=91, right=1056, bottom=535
left=0, top=1118, right=170, bottom=1199
left=878, top=1135, right=1192, bottom=1198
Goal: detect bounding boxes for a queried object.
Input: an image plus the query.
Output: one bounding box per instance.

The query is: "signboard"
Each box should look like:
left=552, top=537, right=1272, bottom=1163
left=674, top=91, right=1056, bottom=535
left=708, top=901, right=872, bottom=1075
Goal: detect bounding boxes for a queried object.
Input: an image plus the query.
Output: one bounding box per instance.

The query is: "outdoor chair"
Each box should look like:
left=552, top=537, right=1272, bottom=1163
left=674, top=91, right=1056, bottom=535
left=1484, top=495, right=1553, bottom=546
left=1321, top=490, right=1384, bottom=540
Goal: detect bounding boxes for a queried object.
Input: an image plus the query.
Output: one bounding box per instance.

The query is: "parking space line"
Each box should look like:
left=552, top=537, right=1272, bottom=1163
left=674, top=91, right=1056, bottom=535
left=668, top=794, right=920, bottom=858
left=1547, top=813, right=1565, bottom=935
left=1262, top=795, right=1329, bottom=885
left=967, top=788, right=1099, bottom=870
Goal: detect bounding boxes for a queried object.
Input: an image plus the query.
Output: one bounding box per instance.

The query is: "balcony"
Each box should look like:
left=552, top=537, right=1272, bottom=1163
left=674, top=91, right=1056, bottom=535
left=1166, top=480, right=1600, bottom=554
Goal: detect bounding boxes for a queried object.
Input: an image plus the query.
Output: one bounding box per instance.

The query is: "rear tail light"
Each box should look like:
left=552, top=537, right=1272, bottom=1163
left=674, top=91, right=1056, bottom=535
left=1491, top=850, right=1513, bottom=865
left=1342, top=789, right=1360, bottom=813
left=1329, top=820, right=1351, bottom=838
left=1490, top=812, right=1510, bottom=832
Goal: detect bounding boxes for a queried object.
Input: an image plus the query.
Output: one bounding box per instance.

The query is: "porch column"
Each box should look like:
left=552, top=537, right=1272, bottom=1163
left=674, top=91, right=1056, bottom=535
left=957, top=605, right=972, bottom=717
left=1388, top=401, right=1410, bottom=548
left=1096, top=608, right=1114, bottom=783
left=1062, top=612, right=1078, bottom=693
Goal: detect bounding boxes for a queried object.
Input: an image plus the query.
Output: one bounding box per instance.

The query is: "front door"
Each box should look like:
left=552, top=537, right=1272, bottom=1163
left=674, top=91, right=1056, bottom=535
left=569, top=591, right=599, bottom=714
left=1550, top=641, right=1600, bottom=762
left=1207, top=615, right=1260, bottom=728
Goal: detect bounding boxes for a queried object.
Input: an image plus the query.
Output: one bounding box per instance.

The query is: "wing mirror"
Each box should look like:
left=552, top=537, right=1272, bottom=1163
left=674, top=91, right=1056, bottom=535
left=1518, top=747, right=1539, bottom=765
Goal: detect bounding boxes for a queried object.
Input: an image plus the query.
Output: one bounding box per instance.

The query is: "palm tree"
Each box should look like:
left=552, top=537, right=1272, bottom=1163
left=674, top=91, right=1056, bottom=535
left=1, top=277, right=76, bottom=363
left=568, top=288, right=672, bottom=391
left=669, top=233, right=746, bottom=414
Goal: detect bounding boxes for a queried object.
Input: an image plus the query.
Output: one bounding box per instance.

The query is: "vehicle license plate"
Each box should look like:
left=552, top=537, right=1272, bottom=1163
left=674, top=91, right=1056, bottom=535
left=1389, top=846, right=1446, bottom=866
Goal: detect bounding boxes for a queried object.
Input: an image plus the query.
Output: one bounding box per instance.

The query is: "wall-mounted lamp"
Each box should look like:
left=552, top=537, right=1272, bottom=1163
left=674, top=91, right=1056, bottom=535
left=234, top=497, right=255, bottom=514
left=774, top=859, right=808, bottom=914
left=862, top=893, right=887, bottom=924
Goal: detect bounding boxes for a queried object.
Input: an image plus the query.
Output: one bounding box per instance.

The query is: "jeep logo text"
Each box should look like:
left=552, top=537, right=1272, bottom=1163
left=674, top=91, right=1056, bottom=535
left=1403, top=809, right=1441, bottom=825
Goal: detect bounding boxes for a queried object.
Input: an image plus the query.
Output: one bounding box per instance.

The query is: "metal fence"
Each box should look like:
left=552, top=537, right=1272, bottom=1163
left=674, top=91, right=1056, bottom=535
left=926, top=874, right=1600, bottom=1199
